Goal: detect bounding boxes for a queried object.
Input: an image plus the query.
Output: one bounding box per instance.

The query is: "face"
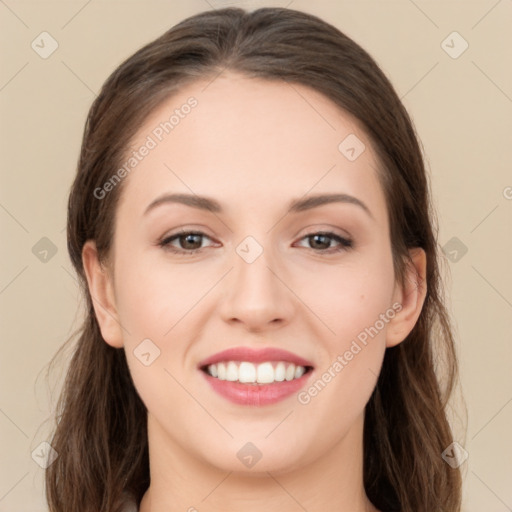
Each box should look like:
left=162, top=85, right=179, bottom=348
left=84, top=72, right=421, bottom=475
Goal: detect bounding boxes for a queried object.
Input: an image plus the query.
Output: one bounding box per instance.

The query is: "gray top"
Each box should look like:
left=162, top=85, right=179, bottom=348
left=121, top=492, right=139, bottom=512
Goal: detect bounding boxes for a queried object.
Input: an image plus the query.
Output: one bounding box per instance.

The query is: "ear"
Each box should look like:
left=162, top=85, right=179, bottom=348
left=386, top=247, right=427, bottom=348
left=81, top=240, right=124, bottom=348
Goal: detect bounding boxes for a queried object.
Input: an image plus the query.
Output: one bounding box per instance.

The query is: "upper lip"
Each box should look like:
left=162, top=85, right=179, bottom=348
left=198, top=347, right=314, bottom=369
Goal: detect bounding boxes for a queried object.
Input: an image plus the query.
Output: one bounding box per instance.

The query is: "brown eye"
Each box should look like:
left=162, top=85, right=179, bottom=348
left=159, top=231, right=214, bottom=255
left=297, top=231, right=353, bottom=253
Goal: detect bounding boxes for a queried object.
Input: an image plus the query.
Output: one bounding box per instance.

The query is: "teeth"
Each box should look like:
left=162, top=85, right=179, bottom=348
left=239, top=362, right=256, bottom=383
left=257, top=362, right=274, bottom=384
left=274, top=362, right=286, bottom=382
left=285, top=364, right=295, bottom=381
left=205, top=361, right=308, bottom=384
left=226, top=361, right=238, bottom=382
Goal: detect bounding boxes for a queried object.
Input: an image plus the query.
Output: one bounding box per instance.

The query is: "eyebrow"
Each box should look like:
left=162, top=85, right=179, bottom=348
left=144, top=192, right=374, bottom=220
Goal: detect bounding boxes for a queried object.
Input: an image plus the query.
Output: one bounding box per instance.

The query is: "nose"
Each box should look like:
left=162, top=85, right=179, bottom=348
left=218, top=242, right=294, bottom=333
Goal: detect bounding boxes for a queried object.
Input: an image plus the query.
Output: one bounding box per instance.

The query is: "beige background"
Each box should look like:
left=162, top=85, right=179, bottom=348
left=1, top=0, right=511, bottom=510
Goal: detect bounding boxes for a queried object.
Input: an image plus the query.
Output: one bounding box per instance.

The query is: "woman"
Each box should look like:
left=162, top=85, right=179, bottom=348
left=45, top=6, right=464, bottom=511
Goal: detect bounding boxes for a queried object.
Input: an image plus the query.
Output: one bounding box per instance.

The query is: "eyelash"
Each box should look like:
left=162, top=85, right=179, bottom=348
left=157, top=230, right=353, bottom=256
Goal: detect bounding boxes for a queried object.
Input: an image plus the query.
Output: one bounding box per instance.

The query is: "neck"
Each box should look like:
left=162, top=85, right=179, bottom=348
left=139, top=412, right=379, bottom=512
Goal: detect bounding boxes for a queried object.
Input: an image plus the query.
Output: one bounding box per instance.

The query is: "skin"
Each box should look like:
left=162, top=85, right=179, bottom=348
left=83, top=71, right=427, bottom=512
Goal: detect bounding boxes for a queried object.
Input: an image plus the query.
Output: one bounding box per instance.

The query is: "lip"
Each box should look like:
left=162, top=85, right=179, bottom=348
left=201, top=371, right=313, bottom=406
left=197, top=346, right=314, bottom=369
left=198, top=346, right=315, bottom=407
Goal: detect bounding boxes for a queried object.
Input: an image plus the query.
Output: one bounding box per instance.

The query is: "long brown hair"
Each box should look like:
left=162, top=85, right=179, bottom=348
left=45, top=7, right=464, bottom=511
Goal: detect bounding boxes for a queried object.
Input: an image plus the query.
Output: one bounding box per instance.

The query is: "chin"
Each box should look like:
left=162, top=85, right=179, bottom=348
left=195, top=436, right=311, bottom=475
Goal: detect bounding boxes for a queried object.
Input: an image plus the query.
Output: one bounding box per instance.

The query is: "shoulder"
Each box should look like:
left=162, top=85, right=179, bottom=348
left=120, top=491, right=139, bottom=512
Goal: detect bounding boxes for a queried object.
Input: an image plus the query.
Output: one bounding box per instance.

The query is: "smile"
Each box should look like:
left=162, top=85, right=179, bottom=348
left=203, top=361, right=309, bottom=384
left=198, top=347, right=315, bottom=406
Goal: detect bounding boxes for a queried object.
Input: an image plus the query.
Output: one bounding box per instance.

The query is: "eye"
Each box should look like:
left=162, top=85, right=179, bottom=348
left=296, top=231, right=353, bottom=253
left=158, top=230, right=216, bottom=255
left=158, top=229, right=353, bottom=256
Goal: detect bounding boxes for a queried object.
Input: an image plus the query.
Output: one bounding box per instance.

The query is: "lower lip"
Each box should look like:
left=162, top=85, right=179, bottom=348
left=201, top=371, right=312, bottom=406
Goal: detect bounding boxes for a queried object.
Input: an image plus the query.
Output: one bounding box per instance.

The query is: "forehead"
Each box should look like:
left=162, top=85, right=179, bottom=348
left=118, top=71, right=387, bottom=222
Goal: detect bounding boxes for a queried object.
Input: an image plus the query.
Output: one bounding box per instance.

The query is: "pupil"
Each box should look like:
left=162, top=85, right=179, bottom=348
left=184, top=234, right=201, bottom=249
left=311, top=234, right=329, bottom=249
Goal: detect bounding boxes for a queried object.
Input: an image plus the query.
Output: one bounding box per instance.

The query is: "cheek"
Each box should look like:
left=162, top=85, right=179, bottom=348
left=297, top=248, right=394, bottom=408
left=301, top=251, right=396, bottom=346
left=114, top=257, right=197, bottom=416
left=113, top=252, right=210, bottom=339
left=112, top=255, right=218, bottom=398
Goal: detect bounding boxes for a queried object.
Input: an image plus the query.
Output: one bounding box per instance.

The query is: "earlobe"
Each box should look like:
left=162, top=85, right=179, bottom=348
left=81, top=240, right=124, bottom=348
left=386, top=247, right=427, bottom=348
